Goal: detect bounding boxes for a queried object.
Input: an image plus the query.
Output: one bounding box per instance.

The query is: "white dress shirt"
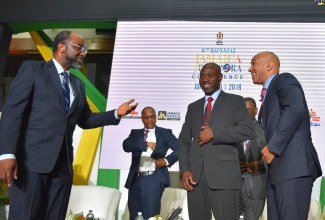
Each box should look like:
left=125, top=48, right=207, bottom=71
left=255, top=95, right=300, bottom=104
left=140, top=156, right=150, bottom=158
left=139, top=128, right=156, bottom=172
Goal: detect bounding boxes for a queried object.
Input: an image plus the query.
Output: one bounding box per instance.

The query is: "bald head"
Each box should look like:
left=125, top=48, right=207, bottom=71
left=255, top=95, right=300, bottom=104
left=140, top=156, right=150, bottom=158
left=258, top=51, right=280, bottom=70
left=248, top=51, right=280, bottom=85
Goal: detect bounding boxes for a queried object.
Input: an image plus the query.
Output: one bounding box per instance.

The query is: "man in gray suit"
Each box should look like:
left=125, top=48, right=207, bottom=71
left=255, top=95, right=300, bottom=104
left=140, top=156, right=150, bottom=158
left=178, top=62, right=255, bottom=220
left=0, top=31, right=138, bottom=220
left=237, top=97, right=266, bottom=220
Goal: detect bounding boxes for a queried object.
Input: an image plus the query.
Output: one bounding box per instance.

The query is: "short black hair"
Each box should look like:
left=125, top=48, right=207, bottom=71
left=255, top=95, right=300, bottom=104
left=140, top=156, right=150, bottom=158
left=53, top=31, right=71, bottom=53
left=244, top=97, right=257, bottom=108
left=141, top=106, right=155, bottom=115
left=201, top=62, right=221, bottom=73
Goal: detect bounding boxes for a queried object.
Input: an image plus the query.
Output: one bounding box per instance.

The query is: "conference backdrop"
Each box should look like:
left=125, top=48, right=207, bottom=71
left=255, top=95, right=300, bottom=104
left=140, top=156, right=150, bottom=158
left=100, top=21, right=325, bottom=172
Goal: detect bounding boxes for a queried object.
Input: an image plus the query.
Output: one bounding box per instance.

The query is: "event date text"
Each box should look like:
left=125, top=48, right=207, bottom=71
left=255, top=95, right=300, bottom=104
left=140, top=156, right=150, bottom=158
left=194, top=83, right=242, bottom=90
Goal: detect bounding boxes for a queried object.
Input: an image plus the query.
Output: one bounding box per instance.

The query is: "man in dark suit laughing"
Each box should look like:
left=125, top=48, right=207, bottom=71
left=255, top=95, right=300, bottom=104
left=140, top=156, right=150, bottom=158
left=248, top=51, right=322, bottom=220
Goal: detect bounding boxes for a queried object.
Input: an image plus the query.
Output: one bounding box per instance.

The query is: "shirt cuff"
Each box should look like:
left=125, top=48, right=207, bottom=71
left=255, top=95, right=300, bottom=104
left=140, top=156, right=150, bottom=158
left=164, top=158, right=169, bottom=166
left=114, top=110, right=120, bottom=120
left=0, top=154, right=16, bottom=160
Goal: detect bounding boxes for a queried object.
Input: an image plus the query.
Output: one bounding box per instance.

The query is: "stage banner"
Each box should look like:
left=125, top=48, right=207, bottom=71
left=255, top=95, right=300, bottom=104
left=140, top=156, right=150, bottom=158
left=99, top=21, right=325, bottom=172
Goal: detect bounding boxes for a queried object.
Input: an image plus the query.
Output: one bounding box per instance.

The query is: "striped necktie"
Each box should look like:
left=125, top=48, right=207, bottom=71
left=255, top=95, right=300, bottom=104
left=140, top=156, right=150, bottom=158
left=61, top=72, right=70, bottom=112
left=144, top=130, right=149, bottom=142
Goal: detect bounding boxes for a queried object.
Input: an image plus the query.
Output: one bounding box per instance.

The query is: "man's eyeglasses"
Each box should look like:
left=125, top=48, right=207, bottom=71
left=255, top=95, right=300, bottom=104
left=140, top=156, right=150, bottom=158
left=65, top=42, right=87, bottom=54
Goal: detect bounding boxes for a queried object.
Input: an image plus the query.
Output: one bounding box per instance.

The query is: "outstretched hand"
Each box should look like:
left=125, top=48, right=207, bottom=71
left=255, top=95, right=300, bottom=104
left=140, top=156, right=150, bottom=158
left=116, top=99, right=138, bottom=117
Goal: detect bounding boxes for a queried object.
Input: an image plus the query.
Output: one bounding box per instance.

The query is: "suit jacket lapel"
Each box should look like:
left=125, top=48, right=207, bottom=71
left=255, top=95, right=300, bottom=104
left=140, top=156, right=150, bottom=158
left=263, top=74, right=279, bottom=126
left=258, top=74, right=279, bottom=127
left=47, top=60, right=66, bottom=112
left=264, top=74, right=278, bottom=105
left=155, top=126, right=160, bottom=140
left=151, top=126, right=162, bottom=159
left=197, top=98, right=205, bottom=125
left=209, top=91, right=225, bottom=123
left=68, top=74, right=79, bottom=114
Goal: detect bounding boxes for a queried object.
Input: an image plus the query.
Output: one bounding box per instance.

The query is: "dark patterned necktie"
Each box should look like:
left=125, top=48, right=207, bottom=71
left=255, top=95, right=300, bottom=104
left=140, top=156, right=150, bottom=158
left=61, top=72, right=70, bottom=112
left=144, top=129, right=149, bottom=142
left=204, top=97, right=214, bottom=124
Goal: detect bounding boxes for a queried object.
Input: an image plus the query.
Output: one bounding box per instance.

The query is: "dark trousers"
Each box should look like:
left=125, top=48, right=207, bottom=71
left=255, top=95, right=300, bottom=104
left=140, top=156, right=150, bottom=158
left=238, top=178, right=265, bottom=220
left=266, top=176, right=314, bottom=220
left=8, top=145, right=73, bottom=220
left=128, top=173, right=165, bottom=220
left=187, top=169, right=239, bottom=220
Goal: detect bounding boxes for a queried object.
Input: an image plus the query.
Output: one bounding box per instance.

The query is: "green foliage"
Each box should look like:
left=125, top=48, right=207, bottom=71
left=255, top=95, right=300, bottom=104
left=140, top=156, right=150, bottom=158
left=0, top=180, right=9, bottom=206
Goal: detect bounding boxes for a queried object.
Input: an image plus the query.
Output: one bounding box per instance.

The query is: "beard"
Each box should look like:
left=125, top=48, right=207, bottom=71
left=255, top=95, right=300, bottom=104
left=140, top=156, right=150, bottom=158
left=65, top=54, right=82, bottom=69
left=200, top=84, right=218, bottom=95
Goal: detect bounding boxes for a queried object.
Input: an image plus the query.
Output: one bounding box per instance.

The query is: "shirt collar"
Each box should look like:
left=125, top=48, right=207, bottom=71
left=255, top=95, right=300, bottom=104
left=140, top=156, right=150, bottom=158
left=144, top=127, right=155, bottom=132
left=264, top=74, right=278, bottom=89
left=52, top=58, right=70, bottom=76
left=205, top=88, right=221, bottom=102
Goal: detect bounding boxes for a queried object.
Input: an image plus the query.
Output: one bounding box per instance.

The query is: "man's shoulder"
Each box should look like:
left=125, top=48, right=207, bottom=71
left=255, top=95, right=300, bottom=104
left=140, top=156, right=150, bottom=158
left=278, top=72, right=298, bottom=81
left=189, top=97, right=205, bottom=106
left=131, top=128, right=143, bottom=132
left=221, top=91, right=244, bottom=100
left=22, top=60, right=48, bottom=67
left=155, top=126, right=172, bottom=133
left=276, top=72, right=301, bottom=88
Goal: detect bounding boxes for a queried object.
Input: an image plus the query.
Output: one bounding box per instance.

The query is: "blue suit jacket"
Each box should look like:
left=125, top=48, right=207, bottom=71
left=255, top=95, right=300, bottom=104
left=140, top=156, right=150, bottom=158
left=259, top=73, right=322, bottom=184
left=123, top=126, right=178, bottom=189
left=0, top=60, right=120, bottom=173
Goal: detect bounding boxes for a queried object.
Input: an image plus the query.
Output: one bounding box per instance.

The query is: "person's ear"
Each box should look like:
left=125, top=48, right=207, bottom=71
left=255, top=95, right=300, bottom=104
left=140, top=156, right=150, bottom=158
left=266, top=61, right=273, bottom=71
left=58, top=42, right=66, bottom=53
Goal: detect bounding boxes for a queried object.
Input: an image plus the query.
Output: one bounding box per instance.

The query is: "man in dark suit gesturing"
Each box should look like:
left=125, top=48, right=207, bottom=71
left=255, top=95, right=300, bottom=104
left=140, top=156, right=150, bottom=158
left=248, top=51, right=322, bottom=220
left=237, top=97, right=266, bottom=220
left=0, top=31, right=137, bottom=220
left=123, top=106, right=178, bottom=220
left=178, top=63, right=255, bottom=220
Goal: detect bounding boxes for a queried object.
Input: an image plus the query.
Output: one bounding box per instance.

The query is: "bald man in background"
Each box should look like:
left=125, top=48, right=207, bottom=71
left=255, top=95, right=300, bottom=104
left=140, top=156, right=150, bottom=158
left=248, top=51, right=322, bottom=220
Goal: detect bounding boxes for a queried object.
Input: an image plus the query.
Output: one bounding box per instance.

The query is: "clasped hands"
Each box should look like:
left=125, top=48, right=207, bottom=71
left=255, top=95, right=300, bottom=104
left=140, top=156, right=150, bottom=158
left=240, top=161, right=261, bottom=174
